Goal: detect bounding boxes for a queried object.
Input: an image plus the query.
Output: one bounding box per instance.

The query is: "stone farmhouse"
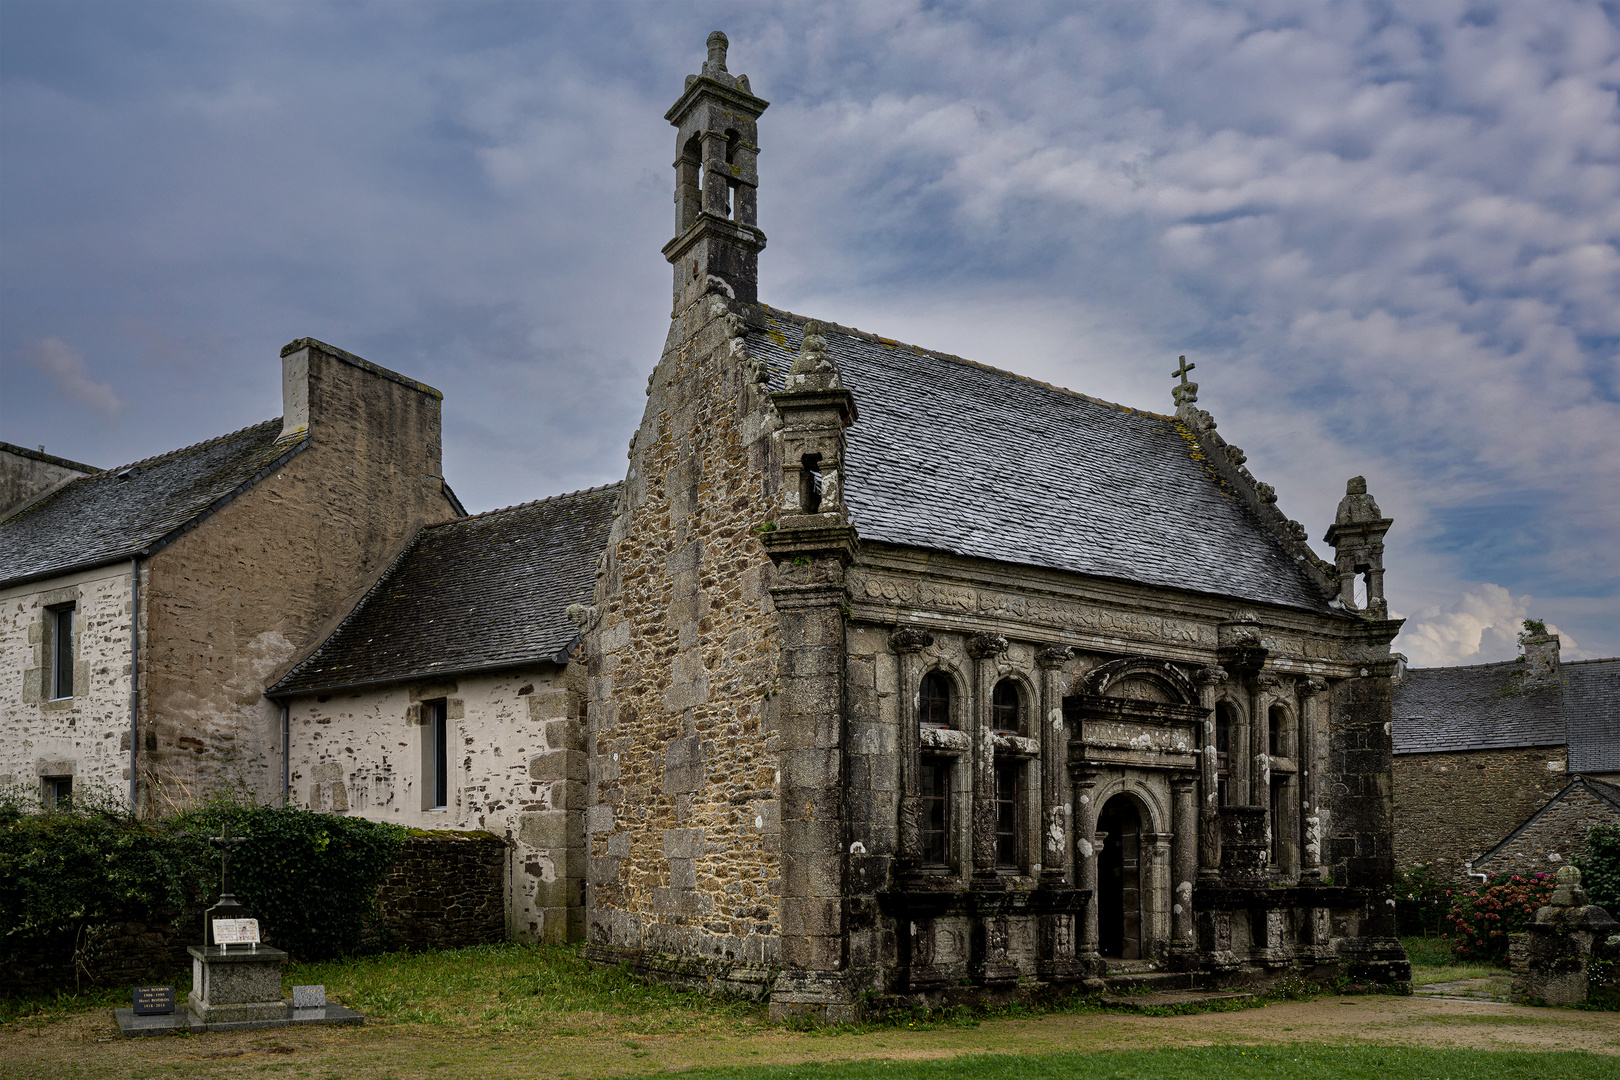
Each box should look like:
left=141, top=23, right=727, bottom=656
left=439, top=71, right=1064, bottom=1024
left=1394, top=633, right=1620, bottom=882
left=576, top=33, right=1412, bottom=1021
left=0, top=339, right=460, bottom=813
left=266, top=485, right=617, bottom=942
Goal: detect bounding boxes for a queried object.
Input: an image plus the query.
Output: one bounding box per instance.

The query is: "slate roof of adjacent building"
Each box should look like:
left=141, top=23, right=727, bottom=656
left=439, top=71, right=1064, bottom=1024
left=1392, top=660, right=1567, bottom=754
left=744, top=309, right=1333, bottom=613
left=1566, top=658, right=1620, bottom=773
left=0, top=419, right=304, bottom=586
left=270, top=483, right=621, bottom=696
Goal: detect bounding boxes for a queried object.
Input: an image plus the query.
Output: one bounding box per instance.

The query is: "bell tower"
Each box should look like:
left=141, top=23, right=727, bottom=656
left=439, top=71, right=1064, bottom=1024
left=662, top=31, right=769, bottom=310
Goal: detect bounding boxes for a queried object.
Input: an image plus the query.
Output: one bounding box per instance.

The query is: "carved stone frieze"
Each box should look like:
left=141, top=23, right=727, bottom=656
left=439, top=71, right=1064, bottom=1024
left=849, top=571, right=1212, bottom=647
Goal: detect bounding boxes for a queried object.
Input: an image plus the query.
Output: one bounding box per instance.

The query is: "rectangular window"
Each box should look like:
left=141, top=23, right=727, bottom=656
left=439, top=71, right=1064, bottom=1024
left=994, top=761, right=1020, bottom=869
left=49, top=605, right=75, bottom=700
left=424, top=699, right=448, bottom=810
left=1269, top=776, right=1284, bottom=865
left=42, top=775, right=72, bottom=810
left=920, top=756, right=950, bottom=867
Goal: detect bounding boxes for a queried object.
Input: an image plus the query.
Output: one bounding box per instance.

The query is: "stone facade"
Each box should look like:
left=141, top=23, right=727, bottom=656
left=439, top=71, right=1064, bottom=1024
left=1393, top=746, right=1569, bottom=879
left=0, top=564, right=135, bottom=803
left=581, top=33, right=1411, bottom=1022
left=139, top=341, right=456, bottom=809
left=0, top=442, right=98, bottom=519
left=282, top=663, right=588, bottom=942
left=1475, top=778, right=1620, bottom=879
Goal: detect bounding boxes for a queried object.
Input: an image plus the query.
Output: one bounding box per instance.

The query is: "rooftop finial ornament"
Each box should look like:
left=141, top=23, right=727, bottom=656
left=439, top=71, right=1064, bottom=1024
left=1171, top=355, right=1198, bottom=406
left=705, top=30, right=729, bottom=76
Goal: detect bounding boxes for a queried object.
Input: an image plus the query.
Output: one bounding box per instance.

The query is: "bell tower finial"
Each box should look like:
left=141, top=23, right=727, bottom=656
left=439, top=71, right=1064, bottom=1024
left=663, top=31, right=769, bottom=311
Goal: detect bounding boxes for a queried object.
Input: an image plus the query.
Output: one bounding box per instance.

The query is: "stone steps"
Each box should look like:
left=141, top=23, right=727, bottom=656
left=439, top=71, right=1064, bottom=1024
left=1098, top=988, right=1257, bottom=1011
left=1101, top=969, right=1196, bottom=994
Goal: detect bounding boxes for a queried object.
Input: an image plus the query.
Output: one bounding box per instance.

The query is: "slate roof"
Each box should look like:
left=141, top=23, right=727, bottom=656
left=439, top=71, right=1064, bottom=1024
left=1392, top=661, right=1566, bottom=754
left=270, top=484, right=620, bottom=696
left=1566, top=658, right=1620, bottom=773
left=744, top=308, right=1332, bottom=613
left=0, top=420, right=304, bottom=586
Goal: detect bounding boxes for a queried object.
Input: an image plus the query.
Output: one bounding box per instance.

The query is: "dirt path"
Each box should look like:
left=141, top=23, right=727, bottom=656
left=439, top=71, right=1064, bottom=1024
left=3, top=995, right=1616, bottom=1079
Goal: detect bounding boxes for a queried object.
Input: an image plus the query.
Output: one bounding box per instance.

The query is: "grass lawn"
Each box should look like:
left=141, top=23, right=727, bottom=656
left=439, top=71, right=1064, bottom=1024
left=1401, top=935, right=1509, bottom=985
left=4, top=944, right=1617, bottom=1078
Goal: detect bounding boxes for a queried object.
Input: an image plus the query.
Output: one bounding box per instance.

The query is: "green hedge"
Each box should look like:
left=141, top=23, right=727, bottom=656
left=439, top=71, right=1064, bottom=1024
left=1576, top=824, right=1620, bottom=914
left=0, top=797, right=407, bottom=967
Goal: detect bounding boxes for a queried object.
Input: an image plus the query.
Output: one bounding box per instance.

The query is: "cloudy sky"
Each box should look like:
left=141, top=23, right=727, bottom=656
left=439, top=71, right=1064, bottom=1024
left=2, top=1, right=1615, bottom=664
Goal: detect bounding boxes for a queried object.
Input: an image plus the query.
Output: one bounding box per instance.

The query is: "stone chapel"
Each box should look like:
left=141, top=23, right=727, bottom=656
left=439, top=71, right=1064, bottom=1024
left=577, top=33, right=1412, bottom=1020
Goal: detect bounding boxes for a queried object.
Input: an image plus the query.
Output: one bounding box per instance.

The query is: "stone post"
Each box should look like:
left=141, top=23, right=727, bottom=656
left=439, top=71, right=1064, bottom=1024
left=1252, top=672, right=1279, bottom=862
left=968, top=632, right=1009, bottom=889
left=1194, top=664, right=1228, bottom=882
left=762, top=313, right=862, bottom=1024
left=1297, top=676, right=1328, bottom=882
left=1036, top=645, right=1072, bottom=886
left=891, top=627, right=934, bottom=879
left=1071, top=767, right=1102, bottom=962
left=1170, top=774, right=1198, bottom=956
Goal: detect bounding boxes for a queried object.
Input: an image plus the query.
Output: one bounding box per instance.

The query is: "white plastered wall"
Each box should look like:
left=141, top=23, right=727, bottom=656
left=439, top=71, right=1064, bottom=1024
left=0, top=565, right=135, bottom=806
left=283, top=663, right=585, bottom=943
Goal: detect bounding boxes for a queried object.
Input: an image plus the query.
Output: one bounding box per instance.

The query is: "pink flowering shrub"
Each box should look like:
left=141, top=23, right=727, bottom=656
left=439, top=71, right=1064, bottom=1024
left=1442, top=873, right=1557, bottom=963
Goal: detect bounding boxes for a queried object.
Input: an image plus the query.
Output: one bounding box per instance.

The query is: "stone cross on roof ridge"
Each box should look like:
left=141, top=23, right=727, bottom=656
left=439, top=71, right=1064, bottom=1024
left=1171, top=355, right=1198, bottom=406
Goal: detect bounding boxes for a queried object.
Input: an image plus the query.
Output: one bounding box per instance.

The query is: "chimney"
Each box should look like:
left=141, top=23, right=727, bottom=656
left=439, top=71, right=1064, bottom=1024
left=1522, top=633, right=1561, bottom=686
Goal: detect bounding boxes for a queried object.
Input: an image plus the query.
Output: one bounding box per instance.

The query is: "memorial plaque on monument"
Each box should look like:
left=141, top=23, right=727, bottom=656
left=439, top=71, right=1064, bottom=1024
left=211, top=917, right=261, bottom=947
left=292, top=985, right=326, bottom=1008
left=132, top=986, right=175, bottom=1016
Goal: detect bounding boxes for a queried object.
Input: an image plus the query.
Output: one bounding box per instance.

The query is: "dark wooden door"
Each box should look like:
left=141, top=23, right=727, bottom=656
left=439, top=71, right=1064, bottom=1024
left=1098, top=795, right=1142, bottom=959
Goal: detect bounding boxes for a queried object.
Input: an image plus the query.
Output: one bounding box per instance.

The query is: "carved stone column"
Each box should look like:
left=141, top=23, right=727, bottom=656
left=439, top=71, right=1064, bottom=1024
left=968, top=632, right=1009, bottom=889
left=1036, top=645, right=1072, bottom=886
left=1297, top=675, right=1328, bottom=882
left=891, top=627, right=935, bottom=876
left=1170, top=774, right=1198, bottom=955
left=1251, top=671, right=1279, bottom=858
left=1194, top=664, right=1228, bottom=882
left=1071, top=767, right=1102, bottom=961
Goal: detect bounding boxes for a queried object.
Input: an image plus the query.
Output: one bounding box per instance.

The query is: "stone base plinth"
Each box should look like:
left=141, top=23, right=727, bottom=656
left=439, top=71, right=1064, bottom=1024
left=114, top=1001, right=365, bottom=1037
left=187, top=944, right=287, bottom=1025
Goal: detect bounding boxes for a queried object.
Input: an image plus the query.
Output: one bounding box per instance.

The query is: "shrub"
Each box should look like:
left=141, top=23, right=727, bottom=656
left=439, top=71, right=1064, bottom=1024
left=1, top=794, right=407, bottom=981
left=1441, top=873, right=1556, bottom=963
left=1575, top=824, right=1620, bottom=914
left=1394, top=863, right=1450, bottom=936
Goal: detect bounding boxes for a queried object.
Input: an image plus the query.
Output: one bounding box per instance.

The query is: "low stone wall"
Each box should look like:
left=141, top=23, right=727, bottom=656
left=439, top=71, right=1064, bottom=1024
left=376, top=830, right=507, bottom=951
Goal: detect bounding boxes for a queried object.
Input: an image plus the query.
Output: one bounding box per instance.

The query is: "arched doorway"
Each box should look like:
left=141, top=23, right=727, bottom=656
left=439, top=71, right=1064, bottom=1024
left=1098, top=794, right=1143, bottom=959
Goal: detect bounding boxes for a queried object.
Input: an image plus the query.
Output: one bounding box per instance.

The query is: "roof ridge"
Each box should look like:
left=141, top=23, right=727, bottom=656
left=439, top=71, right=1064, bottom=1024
left=1404, top=657, right=1531, bottom=673
left=101, top=417, right=283, bottom=477
left=423, top=480, right=623, bottom=529
left=1565, top=656, right=1620, bottom=667
left=753, top=303, right=1177, bottom=422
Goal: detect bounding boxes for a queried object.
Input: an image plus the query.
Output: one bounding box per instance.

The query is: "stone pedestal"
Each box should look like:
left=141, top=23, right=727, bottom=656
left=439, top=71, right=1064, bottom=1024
left=188, top=945, right=288, bottom=1025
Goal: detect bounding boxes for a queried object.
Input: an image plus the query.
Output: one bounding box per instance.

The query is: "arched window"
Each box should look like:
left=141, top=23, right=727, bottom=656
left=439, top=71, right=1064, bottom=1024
left=1268, top=704, right=1287, bottom=758
left=1215, top=702, right=1234, bottom=806
left=918, top=672, right=951, bottom=728
left=990, top=679, right=1021, bottom=734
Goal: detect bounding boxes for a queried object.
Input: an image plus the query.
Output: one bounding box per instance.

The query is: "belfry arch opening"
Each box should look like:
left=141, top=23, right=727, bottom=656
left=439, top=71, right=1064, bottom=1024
left=1097, top=793, right=1145, bottom=960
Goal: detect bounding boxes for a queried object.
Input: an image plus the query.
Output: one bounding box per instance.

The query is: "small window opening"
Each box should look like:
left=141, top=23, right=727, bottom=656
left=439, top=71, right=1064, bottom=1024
left=424, top=699, right=449, bottom=810
left=990, top=679, right=1021, bottom=734
left=994, top=761, right=1020, bottom=869
left=1269, top=776, right=1285, bottom=865
left=1215, top=702, right=1233, bottom=806
left=920, top=757, right=950, bottom=866
left=49, top=605, right=75, bottom=700
left=918, top=672, right=950, bottom=729
left=801, top=454, right=823, bottom=513
left=1268, top=704, right=1285, bottom=758
left=42, top=775, right=72, bottom=811
left=1353, top=572, right=1369, bottom=611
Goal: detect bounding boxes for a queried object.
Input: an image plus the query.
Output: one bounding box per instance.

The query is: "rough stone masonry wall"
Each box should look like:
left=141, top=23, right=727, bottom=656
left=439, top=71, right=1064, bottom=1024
left=376, top=830, right=507, bottom=951
left=0, top=565, right=134, bottom=803
left=585, top=294, right=784, bottom=977
left=1475, top=785, right=1620, bottom=879
left=285, top=663, right=586, bottom=943
left=141, top=344, right=458, bottom=812
left=1393, top=746, right=1569, bottom=881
